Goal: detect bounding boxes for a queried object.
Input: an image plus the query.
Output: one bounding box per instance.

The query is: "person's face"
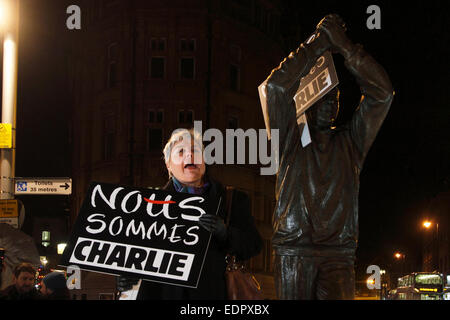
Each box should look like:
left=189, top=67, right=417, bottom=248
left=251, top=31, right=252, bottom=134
left=166, top=139, right=205, bottom=187
left=307, top=88, right=340, bottom=130
left=13, top=271, right=35, bottom=294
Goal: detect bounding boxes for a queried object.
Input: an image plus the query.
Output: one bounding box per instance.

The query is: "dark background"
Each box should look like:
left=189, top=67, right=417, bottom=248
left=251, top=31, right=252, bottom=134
left=7, top=0, right=450, bottom=290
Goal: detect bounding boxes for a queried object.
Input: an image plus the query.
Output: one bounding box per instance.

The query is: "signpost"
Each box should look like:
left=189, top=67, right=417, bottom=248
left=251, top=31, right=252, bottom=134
left=0, top=199, right=19, bottom=228
left=14, top=178, right=72, bottom=195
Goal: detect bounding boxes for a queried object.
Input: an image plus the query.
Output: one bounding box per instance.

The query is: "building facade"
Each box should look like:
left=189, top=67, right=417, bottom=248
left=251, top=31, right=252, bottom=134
left=67, top=0, right=285, bottom=299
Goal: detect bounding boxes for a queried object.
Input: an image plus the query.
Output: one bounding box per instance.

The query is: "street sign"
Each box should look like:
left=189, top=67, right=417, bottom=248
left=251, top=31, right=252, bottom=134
left=14, top=178, right=72, bottom=195
left=0, top=123, right=12, bottom=148
left=0, top=199, right=19, bottom=228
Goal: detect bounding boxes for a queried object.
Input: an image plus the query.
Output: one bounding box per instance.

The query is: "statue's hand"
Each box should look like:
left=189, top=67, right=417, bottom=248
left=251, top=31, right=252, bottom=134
left=316, top=14, right=354, bottom=59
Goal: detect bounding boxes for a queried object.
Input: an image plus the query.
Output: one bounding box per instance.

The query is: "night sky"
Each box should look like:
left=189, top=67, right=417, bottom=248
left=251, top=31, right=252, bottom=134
left=7, top=0, right=450, bottom=286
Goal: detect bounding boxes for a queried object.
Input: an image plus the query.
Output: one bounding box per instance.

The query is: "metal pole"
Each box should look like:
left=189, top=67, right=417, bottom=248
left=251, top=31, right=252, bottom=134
left=1, top=0, right=19, bottom=200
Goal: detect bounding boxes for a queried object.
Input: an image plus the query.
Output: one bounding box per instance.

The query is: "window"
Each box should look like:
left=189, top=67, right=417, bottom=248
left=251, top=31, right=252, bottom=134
left=230, top=45, right=241, bottom=63
left=150, top=38, right=166, bottom=51
left=147, top=109, right=164, bottom=152
left=150, top=57, right=165, bottom=79
left=180, top=38, right=196, bottom=52
left=103, top=115, right=116, bottom=161
left=42, top=231, right=50, bottom=247
left=148, top=109, right=164, bottom=124
left=178, top=109, right=194, bottom=124
left=180, top=58, right=195, bottom=80
left=230, top=64, right=240, bottom=91
left=107, top=43, right=118, bottom=88
left=227, top=115, right=239, bottom=130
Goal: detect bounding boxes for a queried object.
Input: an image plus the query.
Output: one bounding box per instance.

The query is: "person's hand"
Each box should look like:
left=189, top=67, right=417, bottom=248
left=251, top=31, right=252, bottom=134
left=199, top=214, right=227, bottom=242
left=116, top=275, right=139, bottom=292
left=316, top=14, right=354, bottom=58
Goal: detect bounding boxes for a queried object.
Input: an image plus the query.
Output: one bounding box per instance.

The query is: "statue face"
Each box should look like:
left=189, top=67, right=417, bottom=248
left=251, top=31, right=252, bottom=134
left=307, top=87, right=340, bottom=130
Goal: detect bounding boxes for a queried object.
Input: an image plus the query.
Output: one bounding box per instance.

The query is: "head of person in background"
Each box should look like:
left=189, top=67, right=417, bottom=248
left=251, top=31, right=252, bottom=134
left=163, top=128, right=207, bottom=189
left=40, top=271, right=70, bottom=300
left=12, top=263, right=36, bottom=295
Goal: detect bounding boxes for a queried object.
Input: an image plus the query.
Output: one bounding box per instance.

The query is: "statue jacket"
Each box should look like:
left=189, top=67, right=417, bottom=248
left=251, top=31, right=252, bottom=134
left=265, top=41, right=394, bottom=257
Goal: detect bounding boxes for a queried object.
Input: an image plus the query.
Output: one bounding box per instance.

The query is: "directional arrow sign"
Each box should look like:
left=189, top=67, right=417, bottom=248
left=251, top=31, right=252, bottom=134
left=15, top=178, right=72, bottom=195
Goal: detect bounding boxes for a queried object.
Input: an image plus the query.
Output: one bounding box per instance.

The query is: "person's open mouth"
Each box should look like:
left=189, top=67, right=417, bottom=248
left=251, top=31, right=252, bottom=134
left=184, top=164, right=198, bottom=169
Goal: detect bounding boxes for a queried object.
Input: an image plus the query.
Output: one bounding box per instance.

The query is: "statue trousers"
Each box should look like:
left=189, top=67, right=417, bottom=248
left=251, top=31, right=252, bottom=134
left=274, top=253, right=355, bottom=300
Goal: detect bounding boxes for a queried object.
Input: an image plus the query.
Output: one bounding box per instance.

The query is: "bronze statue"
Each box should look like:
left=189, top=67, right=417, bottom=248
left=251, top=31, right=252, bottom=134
left=264, top=14, right=394, bottom=299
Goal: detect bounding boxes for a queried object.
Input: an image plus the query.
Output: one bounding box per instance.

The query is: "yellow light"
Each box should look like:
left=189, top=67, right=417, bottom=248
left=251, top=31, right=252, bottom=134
left=57, top=243, right=67, bottom=255
left=419, top=288, right=437, bottom=292
left=394, top=252, right=402, bottom=259
left=423, top=221, right=432, bottom=229
left=0, top=0, right=11, bottom=30
left=40, top=256, right=48, bottom=266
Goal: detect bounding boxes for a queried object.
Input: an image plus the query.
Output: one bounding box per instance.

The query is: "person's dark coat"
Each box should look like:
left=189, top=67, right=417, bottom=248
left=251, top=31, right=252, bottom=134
left=0, top=284, right=42, bottom=300
left=44, top=288, right=71, bottom=300
left=136, top=176, right=262, bottom=300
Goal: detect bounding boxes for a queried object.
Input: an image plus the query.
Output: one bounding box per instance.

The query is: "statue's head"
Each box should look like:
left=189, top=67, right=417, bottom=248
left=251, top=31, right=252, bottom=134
left=306, top=87, right=340, bottom=130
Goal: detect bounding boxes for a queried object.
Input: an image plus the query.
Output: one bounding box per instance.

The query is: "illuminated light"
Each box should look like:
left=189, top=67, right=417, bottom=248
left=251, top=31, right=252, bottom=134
left=57, top=243, right=67, bottom=255
left=40, top=256, right=48, bottom=266
left=0, top=0, right=11, bottom=30
left=419, top=288, right=437, bottom=292
left=394, top=252, right=404, bottom=259
left=423, top=221, right=432, bottom=229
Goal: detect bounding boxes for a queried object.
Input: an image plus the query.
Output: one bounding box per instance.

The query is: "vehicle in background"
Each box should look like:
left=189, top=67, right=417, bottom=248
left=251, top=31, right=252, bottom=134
left=394, top=272, right=444, bottom=300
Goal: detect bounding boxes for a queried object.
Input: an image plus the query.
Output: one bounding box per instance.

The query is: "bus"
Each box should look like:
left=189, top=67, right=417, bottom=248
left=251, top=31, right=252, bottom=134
left=394, top=272, right=444, bottom=300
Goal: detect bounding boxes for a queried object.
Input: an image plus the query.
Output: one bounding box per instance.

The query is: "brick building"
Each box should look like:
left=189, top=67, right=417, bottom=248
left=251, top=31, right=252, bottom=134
left=66, top=0, right=285, bottom=299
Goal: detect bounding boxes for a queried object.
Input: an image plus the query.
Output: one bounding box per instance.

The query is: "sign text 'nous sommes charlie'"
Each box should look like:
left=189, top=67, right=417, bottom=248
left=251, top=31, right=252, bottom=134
left=60, top=182, right=213, bottom=288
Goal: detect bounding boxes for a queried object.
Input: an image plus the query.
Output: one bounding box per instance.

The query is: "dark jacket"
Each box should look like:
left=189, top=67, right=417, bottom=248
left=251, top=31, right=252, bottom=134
left=265, top=40, right=394, bottom=257
left=0, top=285, right=42, bottom=300
left=44, top=288, right=71, bottom=300
left=136, top=177, right=262, bottom=299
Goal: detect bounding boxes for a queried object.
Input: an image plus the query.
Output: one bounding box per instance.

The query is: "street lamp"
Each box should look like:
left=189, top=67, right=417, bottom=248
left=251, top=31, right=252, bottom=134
left=0, top=0, right=10, bottom=30
left=394, top=252, right=404, bottom=260
left=0, top=0, right=19, bottom=202
left=423, top=221, right=432, bottom=229
left=422, top=219, right=440, bottom=271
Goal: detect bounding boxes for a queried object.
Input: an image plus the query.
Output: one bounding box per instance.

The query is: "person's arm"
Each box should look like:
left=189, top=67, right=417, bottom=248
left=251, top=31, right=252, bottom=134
left=319, top=14, right=394, bottom=164
left=264, top=26, right=331, bottom=145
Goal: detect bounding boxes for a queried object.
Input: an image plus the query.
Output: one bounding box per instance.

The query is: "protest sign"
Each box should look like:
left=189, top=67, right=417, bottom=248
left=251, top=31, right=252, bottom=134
left=259, top=32, right=339, bottom=148
left=59, top=182, right=213, bottom=288
left=293, top=50, right=339, bottom=119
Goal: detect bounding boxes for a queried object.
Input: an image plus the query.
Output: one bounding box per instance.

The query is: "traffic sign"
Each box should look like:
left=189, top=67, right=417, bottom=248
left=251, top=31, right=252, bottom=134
left=14, top=178, right=72, bottom=195
left=0, top=199, right=19, bottom=228
left=0, top=123, right=12, bottom=148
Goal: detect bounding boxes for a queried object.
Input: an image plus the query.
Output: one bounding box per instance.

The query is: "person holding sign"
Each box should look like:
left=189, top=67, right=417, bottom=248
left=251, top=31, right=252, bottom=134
left=117, top=128, right=262, bottom=299
left=263, top=14, right=394, bottom=299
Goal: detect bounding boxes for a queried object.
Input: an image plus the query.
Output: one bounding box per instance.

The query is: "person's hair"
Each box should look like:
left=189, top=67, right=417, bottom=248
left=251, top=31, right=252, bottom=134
left=163, top=128, right=203, bottom=177
left=13, top=262, right=36, bottom=278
